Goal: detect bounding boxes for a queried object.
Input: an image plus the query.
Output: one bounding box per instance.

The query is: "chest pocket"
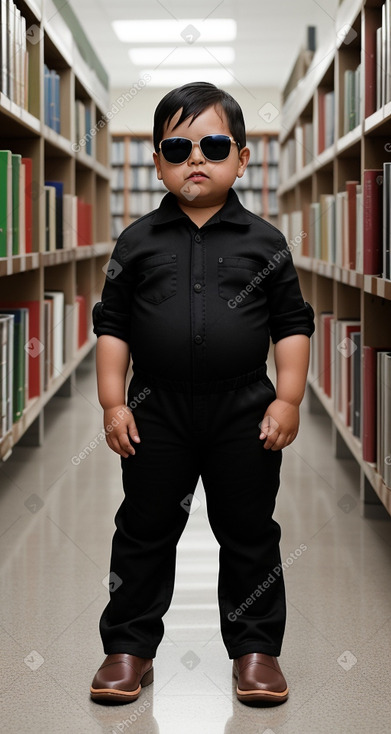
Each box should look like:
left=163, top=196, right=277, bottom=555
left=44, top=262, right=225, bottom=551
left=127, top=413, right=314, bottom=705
left=136, top=253, right=177, bottom=304
left=218, top=256, right=262, bottom=307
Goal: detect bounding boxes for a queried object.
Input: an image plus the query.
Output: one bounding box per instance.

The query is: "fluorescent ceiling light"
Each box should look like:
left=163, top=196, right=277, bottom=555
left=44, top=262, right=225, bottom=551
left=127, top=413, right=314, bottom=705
left=129, top=46, right=235, bottom=66
left=112, top=19, right=237, bottom=43
left=140, top=68, right=234, bottom=87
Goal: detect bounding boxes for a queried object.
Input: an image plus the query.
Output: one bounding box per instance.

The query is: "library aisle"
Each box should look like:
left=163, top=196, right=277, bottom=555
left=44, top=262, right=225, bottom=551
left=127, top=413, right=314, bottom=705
left=1, top=355, right=391, bottom=734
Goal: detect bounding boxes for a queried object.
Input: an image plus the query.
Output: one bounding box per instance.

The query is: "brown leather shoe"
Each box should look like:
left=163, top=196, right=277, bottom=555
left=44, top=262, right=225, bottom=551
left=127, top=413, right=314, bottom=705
left=90, top=653, right=153, bottom=703
left=233, top=653, right=289, bottom=705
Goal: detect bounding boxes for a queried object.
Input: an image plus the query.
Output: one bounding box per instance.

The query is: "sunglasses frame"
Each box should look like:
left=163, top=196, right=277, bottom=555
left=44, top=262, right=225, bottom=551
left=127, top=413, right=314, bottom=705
left=158, top=134, right=241, bottom=164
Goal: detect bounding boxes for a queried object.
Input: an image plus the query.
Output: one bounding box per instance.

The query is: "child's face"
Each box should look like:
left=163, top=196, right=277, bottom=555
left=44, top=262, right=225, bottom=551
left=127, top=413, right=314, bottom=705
left=153, top=104, right=249, bottom=209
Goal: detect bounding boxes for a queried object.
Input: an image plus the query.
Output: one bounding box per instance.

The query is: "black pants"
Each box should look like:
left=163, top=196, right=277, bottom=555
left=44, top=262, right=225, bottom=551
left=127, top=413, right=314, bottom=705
left=99, top=368, right=286, bottom=659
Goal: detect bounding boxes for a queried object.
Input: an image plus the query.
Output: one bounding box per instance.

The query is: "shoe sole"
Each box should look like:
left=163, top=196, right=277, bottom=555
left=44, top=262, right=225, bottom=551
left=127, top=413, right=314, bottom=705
left=90, top=666, right=154, bottom=704
left=233, top=669, right=289, bottom=705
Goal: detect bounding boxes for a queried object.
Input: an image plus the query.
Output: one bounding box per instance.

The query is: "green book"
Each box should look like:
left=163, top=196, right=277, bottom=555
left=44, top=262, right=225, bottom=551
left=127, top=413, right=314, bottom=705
left=11, top=154, right=21, bottom=256
left=0, top=150, right=12, bottom=258
left=0, top=308, right=28, bottom=421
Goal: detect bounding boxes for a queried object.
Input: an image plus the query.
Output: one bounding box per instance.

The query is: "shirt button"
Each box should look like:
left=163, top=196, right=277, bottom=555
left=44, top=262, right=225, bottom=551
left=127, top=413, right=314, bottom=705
left=194, top=234, right=201, bottom=243
left=194, top=335, right=203, bottom=344
left=193, top=283, right=202, bottom=292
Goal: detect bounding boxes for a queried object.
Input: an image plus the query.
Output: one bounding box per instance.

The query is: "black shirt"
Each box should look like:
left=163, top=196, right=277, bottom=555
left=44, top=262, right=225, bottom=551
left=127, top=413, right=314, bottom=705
left=93, top=188, right=314, bottom=383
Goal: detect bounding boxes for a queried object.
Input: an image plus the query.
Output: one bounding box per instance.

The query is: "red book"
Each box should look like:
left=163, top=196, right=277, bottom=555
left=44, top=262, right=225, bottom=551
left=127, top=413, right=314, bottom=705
left=75, top=295, right=87, bottom=348
left=77, top=200, right=93, bottom=246
left=22, top=158, right=33, bottom=253
left=363, top=169, right=383, bottom=275
left=0, top=299, right=40, bottom=398
left=322, top=313, right=334, bottom=397
left=318, top=89, right=325, bottom=154
left=345, top=181, right=359, bottom=270
left=342, top=323, right=361, bottom=426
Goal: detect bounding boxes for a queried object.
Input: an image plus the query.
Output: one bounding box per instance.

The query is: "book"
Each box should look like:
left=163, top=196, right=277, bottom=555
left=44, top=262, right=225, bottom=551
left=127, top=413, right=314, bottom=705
left=334, top=320, right=360, bottom=426
left=320, top=313, right=334, bottom=398
left=345, top=181, right=359, bottom=270
left=0, top=299, right=40, bottom=398
left=22, top=157, right=33, bottom=253
left=45, top=181, right=63, bottom=249
left=383, top=162, right=391, bottom=279
left=44, top=185, right=56, bottom=252
left=363, top=169, right=383, bottom=275
left=362, top=346, right=380, bottom=463
left=0, top=150, right=12, bottom=258
left=11, top=153, right=21, bottom=255
left=350, top=331, right=361, bottom=438
left=77, top=199, right=92, bottom=246
left=377, top=351, right=391, bottom=485
left=0, top=307, right=28, bottom=421
left=75, top=294, right=87, bottom=348
left=44, top=291, right=64, bottom=377
left=0, top=313, right=14, bottom=436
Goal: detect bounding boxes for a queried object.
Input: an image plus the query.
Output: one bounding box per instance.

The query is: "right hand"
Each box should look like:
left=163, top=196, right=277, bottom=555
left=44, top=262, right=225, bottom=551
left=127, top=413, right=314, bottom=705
left=103, top=405, right=140, bottom=457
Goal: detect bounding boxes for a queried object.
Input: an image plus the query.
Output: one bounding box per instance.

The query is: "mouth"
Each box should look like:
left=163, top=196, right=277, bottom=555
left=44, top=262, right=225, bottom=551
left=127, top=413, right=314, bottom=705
left=186, top=172, right=209, bottom=181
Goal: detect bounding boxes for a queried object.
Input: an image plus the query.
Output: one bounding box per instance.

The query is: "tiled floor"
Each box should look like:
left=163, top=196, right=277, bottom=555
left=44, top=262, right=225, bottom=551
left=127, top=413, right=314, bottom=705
left=1, top=353, right=391, bottom=734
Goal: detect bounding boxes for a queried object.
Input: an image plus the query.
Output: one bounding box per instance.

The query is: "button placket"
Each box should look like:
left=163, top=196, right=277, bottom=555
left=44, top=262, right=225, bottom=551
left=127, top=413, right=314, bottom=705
left=191, top=231, right=206, bottom=380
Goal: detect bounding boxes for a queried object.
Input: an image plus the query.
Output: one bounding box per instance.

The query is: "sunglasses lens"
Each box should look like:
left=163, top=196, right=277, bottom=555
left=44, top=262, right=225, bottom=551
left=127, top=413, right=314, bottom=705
left=161, top=137, right=192, bottom=164
left=201, top=135, right=231, bottom=160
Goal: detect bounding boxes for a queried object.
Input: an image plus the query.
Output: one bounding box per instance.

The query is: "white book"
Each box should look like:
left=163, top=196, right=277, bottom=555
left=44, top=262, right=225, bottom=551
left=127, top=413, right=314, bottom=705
left=291, top=210, right=303, bottom=258
left=0, top=314, right=14, bottom=435
left=20, top=13, right=26, bottom=110
left=14, top=6, right=21, bottom=106
left=44, top=291, right=64, bottom=377
left=7, top=0, right=15, bottom=103
left=295, top=125, right=303, bottom=171
left=1, top=0, right=7, bottom=96
left=64, top=303, right=75, bottom=363
left=377, top=26, right=383, bottom=110
left=309, top=202, right=321, bottom=259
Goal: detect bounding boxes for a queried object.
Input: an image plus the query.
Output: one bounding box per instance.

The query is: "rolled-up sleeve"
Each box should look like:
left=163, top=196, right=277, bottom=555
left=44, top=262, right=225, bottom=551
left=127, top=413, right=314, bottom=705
left=92, top=236, right=133, bottom=345
left=265, top=235, right=315, bottom=343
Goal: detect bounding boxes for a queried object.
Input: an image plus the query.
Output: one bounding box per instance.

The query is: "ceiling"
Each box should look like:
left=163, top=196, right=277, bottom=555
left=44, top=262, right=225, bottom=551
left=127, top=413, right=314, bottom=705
left=67, top=0, right=341, bottom=91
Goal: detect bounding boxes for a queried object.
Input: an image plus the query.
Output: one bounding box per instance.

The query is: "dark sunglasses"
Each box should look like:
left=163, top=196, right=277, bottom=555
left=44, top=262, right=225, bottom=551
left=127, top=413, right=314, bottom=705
left=158, top=134, right=241, bottom=164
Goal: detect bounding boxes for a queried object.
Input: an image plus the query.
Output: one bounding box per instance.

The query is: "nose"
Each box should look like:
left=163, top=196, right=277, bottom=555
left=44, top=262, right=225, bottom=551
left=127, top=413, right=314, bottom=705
left=188, top=142, right=205, bottom=165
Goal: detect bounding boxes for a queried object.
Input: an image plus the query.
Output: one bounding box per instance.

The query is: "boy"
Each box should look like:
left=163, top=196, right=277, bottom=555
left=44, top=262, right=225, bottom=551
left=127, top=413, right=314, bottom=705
left=90, top=82, right=314, bottom=706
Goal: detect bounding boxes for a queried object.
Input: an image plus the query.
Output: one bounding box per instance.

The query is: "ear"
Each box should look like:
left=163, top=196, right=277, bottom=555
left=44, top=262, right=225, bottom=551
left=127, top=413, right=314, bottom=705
left=236, top=146, right=250, bottom=178
left=153, top=151, right=163, bottom=180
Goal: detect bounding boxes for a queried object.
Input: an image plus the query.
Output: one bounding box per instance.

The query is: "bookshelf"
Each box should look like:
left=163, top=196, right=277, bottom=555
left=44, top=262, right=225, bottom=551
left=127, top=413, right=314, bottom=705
left=0, top=0, right=112, bottom=460
left=110, top=132, right=279, bottom=237
left=278, top=0, right=391, bottom=517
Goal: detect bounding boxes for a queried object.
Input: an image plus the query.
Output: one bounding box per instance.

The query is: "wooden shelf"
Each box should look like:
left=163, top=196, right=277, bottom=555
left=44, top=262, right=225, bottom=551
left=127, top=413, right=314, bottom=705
left=279, top=0, right=391, bottom=517
left=0, top=0, right=111, bottom=460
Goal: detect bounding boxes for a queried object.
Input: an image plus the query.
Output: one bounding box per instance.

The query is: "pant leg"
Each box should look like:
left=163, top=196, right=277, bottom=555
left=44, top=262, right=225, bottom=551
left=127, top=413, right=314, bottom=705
left=201, top=379, right=286, bottom=659
left=100, top=378, right=199, bottom=657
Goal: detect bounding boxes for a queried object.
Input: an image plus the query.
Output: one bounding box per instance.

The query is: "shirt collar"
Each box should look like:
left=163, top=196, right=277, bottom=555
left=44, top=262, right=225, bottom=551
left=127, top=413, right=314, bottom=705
left=150, top=188, right=253, bottom=228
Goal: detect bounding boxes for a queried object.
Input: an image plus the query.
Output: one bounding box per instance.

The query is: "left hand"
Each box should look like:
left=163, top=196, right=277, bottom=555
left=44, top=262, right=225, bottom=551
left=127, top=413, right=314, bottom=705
left=259, top=399, right=300, bottom=450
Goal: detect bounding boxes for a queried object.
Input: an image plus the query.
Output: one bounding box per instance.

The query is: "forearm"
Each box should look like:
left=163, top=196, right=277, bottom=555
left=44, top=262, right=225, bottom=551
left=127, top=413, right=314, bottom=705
left=274, top=334, right=310, bottom=406
left=96, top=335, right=131, bottom=409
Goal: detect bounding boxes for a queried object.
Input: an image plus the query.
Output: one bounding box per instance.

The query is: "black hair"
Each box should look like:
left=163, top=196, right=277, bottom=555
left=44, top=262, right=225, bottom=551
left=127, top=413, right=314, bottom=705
left=152, top=81, right=246, bottom=153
